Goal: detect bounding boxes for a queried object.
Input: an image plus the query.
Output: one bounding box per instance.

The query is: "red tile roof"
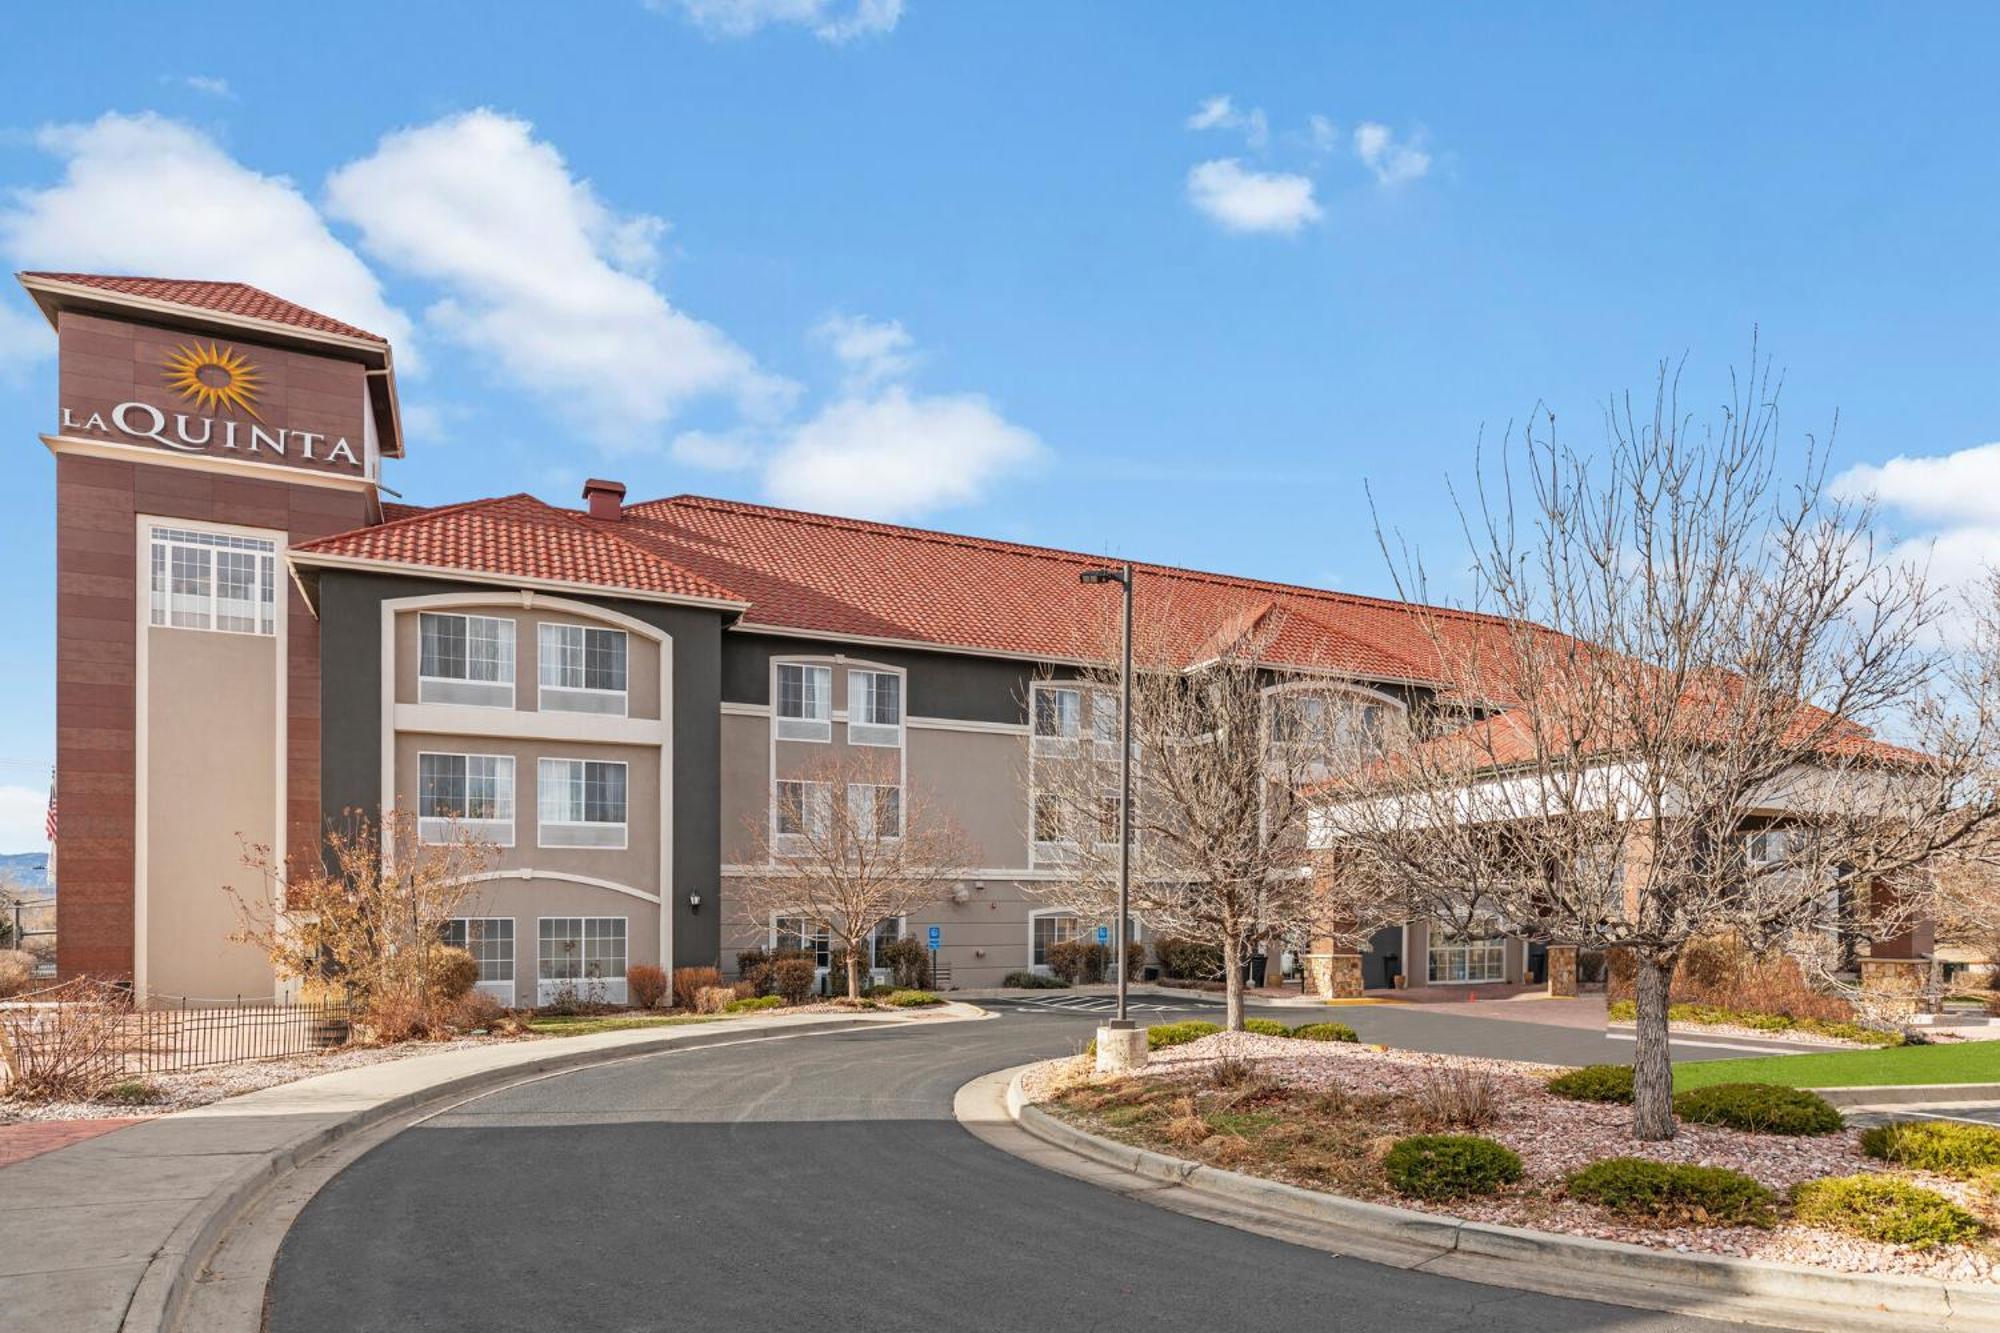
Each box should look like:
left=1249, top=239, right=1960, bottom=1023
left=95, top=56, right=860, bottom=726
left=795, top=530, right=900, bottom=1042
left=295, top=490, right=1550, bottom=686
left=18, top=272, right=387, bottom=344
left=292, top=493, right=746, bottom=606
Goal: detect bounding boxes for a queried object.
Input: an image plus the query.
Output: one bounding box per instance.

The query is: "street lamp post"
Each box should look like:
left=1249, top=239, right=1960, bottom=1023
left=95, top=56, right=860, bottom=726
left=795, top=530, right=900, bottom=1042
left=1080, top=563, right=1134, bottom=1032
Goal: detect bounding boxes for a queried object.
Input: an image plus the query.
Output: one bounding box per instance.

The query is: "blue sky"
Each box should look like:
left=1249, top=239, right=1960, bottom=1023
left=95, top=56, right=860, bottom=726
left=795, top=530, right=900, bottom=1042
left=1, top=1, right=1998, bottom=848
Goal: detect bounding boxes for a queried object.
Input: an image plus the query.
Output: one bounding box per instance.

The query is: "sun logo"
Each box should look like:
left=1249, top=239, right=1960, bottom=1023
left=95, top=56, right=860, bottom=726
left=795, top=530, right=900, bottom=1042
left=162, top=342, right=264, bottom=420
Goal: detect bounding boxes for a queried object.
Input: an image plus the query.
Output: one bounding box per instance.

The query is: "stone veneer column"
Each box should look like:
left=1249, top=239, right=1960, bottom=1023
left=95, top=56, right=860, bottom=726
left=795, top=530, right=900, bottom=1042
left=1545, top=945, right=1579, bottom=998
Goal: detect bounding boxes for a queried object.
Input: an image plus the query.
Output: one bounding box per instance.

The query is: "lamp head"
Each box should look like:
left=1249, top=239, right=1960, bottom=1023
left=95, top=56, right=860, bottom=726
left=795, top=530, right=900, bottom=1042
left=1080, top=569, right=1120, bottom=585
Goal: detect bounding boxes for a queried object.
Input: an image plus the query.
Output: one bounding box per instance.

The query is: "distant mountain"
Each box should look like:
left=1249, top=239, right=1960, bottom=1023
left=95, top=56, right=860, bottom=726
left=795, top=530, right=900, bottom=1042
left=0, top=852, right=50, bottom=893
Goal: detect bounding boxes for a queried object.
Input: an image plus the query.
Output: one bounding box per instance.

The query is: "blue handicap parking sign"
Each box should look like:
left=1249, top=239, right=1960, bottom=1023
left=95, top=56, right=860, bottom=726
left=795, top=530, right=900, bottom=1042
left=926, top=925, right=942, bottom=949
left=1096, top=925, right=1109, bottom=945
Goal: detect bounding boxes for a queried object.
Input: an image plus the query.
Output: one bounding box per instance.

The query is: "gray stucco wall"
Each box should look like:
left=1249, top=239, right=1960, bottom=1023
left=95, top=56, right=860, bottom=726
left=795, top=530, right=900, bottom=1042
left=314, top=569, right=729, bottom=968
left=722, top=631, right=1047, bottom=726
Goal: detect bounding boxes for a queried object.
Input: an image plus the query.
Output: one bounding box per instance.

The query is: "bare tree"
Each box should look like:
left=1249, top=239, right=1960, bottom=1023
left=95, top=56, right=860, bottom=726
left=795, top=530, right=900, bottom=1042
left=230, top=807, right=495, bottom=1024
left=1029, top=609, right=1402, bottom=1031
left=1322, top=354, right=2000, bottom=1139
left=734, top=751, right=972, bottom=1002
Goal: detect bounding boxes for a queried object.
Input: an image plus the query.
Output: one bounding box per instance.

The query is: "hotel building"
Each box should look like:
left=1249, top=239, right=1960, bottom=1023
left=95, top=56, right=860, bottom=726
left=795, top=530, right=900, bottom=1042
left=24, top=271, right=1931, bottom=1006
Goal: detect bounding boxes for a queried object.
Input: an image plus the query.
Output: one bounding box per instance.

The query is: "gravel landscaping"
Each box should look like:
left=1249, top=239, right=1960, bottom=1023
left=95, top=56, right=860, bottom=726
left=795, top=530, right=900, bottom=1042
left=1029, top=1030, right=2000, bottom=1285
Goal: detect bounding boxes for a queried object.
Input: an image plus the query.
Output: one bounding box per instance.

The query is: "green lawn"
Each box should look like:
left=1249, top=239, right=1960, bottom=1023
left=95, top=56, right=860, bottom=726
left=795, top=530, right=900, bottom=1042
left=1672, top=1040, right=2000, bottom=1092
left=523, top=1012, right=728, bottom=1037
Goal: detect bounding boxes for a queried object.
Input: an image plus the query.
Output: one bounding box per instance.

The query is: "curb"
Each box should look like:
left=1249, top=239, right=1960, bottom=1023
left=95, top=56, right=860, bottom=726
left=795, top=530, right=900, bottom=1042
left=1001, top=1065, right=2000, bottom=1332
left=130, top=1010, right=965, bottom=1333
left=1813, top=1083, right=2000, bottom=1108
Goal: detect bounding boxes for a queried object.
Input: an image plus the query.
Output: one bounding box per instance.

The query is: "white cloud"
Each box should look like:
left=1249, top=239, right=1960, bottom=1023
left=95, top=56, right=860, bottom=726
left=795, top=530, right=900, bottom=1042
left=1186, top=158, right=1321, bottom=234
left=0, top=785, right=48, bottom=853
left=659, top=0, right=901, bottom=42
left=1835, top=443, right=2000, bottom=528
left=325, top=109, right=791, bottom=448
left=1186, top=94, right=1268, bottom=151
left=763, top=385, right=1042, bottom=520
left=1353, top=121, right=1431, bottom=185
left=1304, top=114, right=1339, bottom=154
left=814, top=312, right=916, bottom=392
left=180, top=75, right=233, bottom=98
left=0, top=112, right=414, bottom=358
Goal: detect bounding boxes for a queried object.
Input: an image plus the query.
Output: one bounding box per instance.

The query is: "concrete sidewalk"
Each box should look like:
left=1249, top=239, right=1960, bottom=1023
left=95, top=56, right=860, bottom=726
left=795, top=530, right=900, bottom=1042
left=0, top=1004, right=977, bottom=1333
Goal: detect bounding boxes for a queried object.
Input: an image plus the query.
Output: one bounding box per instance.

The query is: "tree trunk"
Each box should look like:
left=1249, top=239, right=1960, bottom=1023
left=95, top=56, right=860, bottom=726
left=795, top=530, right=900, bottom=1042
left=1221, top=934, right=1244, bottom=1031
left=846, top=950, right=862, bottom=1002
left=1631, top=953, right=1676, bottom=1141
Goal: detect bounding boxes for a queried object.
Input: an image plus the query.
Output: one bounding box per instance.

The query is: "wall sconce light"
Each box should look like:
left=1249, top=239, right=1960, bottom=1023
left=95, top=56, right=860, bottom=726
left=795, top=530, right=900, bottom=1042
left=687, top=892, right=703, bottom=913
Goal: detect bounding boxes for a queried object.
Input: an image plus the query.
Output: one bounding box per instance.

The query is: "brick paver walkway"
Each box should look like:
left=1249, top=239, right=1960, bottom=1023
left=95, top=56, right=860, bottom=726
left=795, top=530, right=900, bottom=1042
left=0, top=1115, right=144, bottom=1169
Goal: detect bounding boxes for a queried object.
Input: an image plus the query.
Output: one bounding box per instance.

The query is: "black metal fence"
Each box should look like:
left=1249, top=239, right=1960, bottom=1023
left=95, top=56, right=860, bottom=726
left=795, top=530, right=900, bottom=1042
left=0, top=982, right=352, bottom=1085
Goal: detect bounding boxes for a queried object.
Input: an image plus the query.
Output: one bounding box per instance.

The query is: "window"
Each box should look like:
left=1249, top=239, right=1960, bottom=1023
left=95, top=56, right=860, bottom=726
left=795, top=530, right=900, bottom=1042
left=1092, top=691, right=1121, bottom=759
left=1031, top=912, right=1079, bottom=970
left=1269, top=690, right=1394, bottom=760
left=148, top=526, right=276, bottom=635
left=538, top=758, right=628, bottom=848
left=775, top=780, right=832, bottom=839
left=1745, top=828, right=1799, bottom=867
left=1032, top=793, right=1070, bottom=847
left=774, top=915, right=831, bottom=970
left=868, top=918, right=904, bottom=969
left=846, top=784, right=902, bottom=839
left=1096, top=793, right=1122, bottom=846
left=441, top=918, right=515, bottom=1001
left=418, top=613, right=515, bottom=707
left=1032, top=685, right=1081, bottom=753
left=539, top=622, right=628, bottom=715
left=776, top=663, right=832, bottom=741
left=538, top=917, right=627, bottom=1004
left=1428, top=929, right=1506, bottom=984
left=847, top=669, right=903, bottom=747
left=417, top=753, right=515, bottom=845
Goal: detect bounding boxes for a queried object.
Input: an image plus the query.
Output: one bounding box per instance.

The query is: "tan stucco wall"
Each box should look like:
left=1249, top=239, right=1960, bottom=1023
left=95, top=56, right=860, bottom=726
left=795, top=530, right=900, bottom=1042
left=393, top=603, right=662, bottom=719
left=145, top=624, right=280, bottom=1000
left=394, top=732, right=662, bottom=894
left=451, top=874, right=662, bottom=1007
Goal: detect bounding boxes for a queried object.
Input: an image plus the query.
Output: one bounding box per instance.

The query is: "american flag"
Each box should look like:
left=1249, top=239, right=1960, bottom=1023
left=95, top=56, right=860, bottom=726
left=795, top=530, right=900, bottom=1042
left=45, top=765, right=56, bottom=843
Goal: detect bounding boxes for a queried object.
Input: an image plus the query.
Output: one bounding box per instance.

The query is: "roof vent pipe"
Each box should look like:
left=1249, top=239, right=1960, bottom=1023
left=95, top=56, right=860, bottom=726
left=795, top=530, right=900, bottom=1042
left=582, top=478, right=626, bottom=521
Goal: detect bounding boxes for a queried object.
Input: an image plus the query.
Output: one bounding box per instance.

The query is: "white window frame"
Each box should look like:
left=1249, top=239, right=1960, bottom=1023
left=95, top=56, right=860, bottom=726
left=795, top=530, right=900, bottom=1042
left=416, top=751, right=517, bottom=847
left=418, top=612, right=516, bottom=708
left=536, top=915, right=628, bottom=1005
left=1091, top=691, right=1121, bottom=761
left=775, top=662, right=833, bottom=742
left=1028, top=909, right=1080, bottom=975
left=774, top=779, right=833, bottom=842
left=442, top=916, right=516, bottom=1003
left=537, top=757, right=630, bottom=850
left=147, top=524, right=277, bottom=636
left=847, top=668, right=904, bottom=748
left=538, top=620, right=630, bottom=717
left=1030, top=683, right=1083, bottom=756
left=1031, top=792, right=1074, bottom=854
left=1263, top=681, right=1403, bottom=762
left=846, top=783, right=903, bottom=840
left=772, top=913, right=833, bottom=984
left=1427, top=927, right=1507, bottom=985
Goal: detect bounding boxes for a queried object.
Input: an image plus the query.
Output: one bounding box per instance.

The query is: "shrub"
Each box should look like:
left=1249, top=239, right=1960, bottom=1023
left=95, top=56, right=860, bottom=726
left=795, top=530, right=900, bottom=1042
left=770, top=957, right=817, bottom=1006
left=1147, top=1020, right=1222, bottom=1050
left=1413, top=1061, right=1501, bottom=1131
left=1154, top=936, right=1223, bottom=981
left=1286, top=1021, right=1358, bottom=1042
left=1001, top=970, right=1069, bottom=989
left=0, top=949, right=34, bottom=998
left=1566, top=1158, right=1774, bottom=1227
left=877, top=937, right=933, bottom=989
left=1861, top=1121, right=2000, bottom=1179
left=672, top=966, right=722, bottom=1011
left=725, top=993, right=784, bottom=1013
left=1791, top=1175, right=1983, bottom=1248
left=735, top=947, right=769, bottom=977
left=627, top=964, right=669, bottom=1010
left=0, top=987, right=130, bottom=1101
left=694, top=985, right=735, bottom=1015
left=1242, top=1017, right=1288, bottom=1037
left=1047, top=938, right=1109, bottom=984
left=424, top=947, right=480, bottom=1003
left=100, top=1078, right=165, bottom=1106
left=1383, top=1134, right=1523, bottom=1200
left=363, top=987, right=445, bottom=1043
left=1606, top=940, right=1855, bottom=1025
left=1547, top=1064, right=1634, bottom=1104
left=1671, top=1083, right=1844, bottom=1136
left=731, top=979, right=757, bottom=1000
left=884, top=989, right=942, bottom=1007
left=447, top=989, right=507, bottom=1031
left=1604, top=998, right=1900, bottom=1047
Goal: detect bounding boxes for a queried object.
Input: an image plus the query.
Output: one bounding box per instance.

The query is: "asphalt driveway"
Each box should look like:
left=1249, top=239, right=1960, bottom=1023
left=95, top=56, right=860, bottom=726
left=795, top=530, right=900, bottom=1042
left=267, top=1004, right=1769, bottom=1332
